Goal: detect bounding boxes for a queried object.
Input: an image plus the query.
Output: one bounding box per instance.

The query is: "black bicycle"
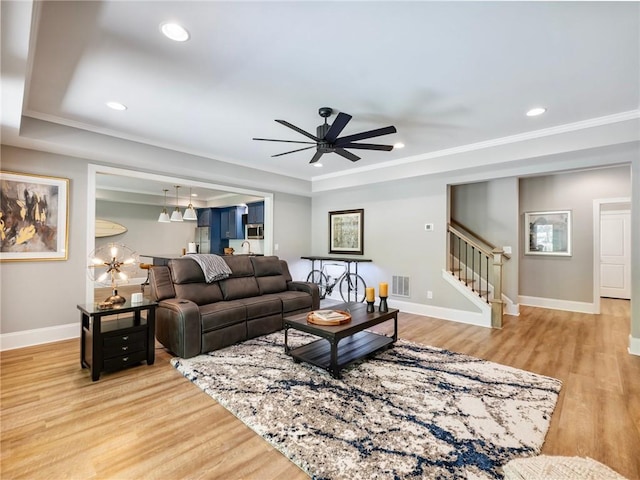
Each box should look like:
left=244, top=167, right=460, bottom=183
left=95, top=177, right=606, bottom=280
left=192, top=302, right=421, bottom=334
left=306, top=262, right=367, bottom=303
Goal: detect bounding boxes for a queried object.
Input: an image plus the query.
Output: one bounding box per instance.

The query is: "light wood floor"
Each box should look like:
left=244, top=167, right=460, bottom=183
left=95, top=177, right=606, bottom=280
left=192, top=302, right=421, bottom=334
left=1, top=297, right=639, bottom=479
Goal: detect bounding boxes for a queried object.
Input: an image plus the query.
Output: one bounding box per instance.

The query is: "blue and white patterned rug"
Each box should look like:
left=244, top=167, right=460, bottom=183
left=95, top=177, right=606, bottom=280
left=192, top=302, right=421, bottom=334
left=171, top=331, right=562, bottom=479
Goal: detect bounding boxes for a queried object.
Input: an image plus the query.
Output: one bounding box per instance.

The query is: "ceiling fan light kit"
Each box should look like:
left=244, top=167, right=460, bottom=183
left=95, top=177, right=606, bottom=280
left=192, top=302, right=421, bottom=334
left=253, top=107, right=397, bottom=164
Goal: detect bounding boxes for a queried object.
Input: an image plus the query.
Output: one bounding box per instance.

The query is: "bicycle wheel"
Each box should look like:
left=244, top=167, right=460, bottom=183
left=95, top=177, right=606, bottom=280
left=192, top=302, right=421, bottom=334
left=338, top=274, right=366, bottom=303
left=306, top=270, right=329, bottom=299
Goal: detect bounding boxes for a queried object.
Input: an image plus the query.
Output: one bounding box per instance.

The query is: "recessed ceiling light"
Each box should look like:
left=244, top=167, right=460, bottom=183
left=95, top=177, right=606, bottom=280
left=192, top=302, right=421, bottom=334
left=526, top=107, right=547, bottom=117
left=160, top=22, right=190, bottom=42
left=313, top=163, right=323, bottom=168
left=191, top=193, right=198, bottom=197
left=106, top=101, right=127, bottom=111
left=393, top=142, right=405, bottom=149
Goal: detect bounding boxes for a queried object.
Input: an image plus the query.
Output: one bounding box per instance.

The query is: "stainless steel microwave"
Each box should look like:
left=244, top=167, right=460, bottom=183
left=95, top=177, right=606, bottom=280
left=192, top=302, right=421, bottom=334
left=245, top=224, right=264, bottom=239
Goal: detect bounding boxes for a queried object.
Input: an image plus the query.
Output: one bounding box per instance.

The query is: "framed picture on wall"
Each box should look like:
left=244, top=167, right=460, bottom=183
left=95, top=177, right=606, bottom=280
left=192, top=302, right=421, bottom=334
left=329, top=209, right=364, bottom=255
left=0, top=171, right=70, bottom=261
left=524, top=210, right=572, bottom=256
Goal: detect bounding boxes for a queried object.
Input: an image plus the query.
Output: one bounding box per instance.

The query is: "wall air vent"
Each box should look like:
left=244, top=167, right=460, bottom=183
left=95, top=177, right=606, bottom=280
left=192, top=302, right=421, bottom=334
left=392, top=276, right=410, bottom=297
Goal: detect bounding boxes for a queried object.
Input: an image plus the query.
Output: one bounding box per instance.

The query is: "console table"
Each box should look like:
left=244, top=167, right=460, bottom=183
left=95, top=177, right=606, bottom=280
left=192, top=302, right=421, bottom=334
left=301, top=256, right=372, bottom=302
left=78, top=299, right=157, bottom=381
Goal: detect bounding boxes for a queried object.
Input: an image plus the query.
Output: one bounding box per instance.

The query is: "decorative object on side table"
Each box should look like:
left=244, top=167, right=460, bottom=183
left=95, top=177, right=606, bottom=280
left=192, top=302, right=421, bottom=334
left=88, top=242, right=139, bottom=304
left=379, top=282, right=388, bottom=312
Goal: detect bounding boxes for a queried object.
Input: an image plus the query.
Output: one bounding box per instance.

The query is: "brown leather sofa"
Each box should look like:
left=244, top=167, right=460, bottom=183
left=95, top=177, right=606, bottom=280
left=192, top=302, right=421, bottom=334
left=149, top=255, right=320, bottom=358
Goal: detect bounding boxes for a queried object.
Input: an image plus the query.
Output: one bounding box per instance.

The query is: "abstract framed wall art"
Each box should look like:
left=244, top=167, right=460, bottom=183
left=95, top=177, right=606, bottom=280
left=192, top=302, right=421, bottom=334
left=524, top=210, right=571, bottom=256
left=329, top=209, right=364, bottom=255
left=0, top=171, right=69, bottom=261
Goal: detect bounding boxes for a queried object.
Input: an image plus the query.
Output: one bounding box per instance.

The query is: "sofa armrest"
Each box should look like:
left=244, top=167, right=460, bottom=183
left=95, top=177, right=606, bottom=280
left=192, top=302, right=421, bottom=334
left=288, top=281, right=320, bottom=310
left=155, top=298, right=201, bottom=358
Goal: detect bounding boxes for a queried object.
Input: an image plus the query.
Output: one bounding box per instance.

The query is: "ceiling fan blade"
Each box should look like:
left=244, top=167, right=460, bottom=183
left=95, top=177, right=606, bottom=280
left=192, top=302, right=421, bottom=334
left=334, top=125, right=397, bottom=146
left=323, top=112, right=352, bottom=143
left=275, top=120, right=319, bottom=141
left=309, top=150, right=324, bottom=164
left=340, top=143, right=394, bottom=151
left=271, top=146, right=316, bottom=157
left=335, top=148, right=360, bottom=162
left=253, top=137, right=317, bottom=144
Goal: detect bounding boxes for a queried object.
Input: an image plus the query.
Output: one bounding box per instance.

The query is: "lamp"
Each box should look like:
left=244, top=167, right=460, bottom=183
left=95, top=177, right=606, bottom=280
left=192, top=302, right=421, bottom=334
left=158, top=189, right=171, bottom=223
left=183, top=187, right=197, bottom=221
left=170, top=185, right=183, bottom=222
left=88, top=243, right=139, bottom=304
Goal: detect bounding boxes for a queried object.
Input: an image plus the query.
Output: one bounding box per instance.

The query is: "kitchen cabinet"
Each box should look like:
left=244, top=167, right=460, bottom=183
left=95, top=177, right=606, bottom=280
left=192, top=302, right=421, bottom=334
left=247, top=201, right=264, bottom=224
left=196, top=208, right=211, bottom=227
left=220, top=206, right=245, bottom=239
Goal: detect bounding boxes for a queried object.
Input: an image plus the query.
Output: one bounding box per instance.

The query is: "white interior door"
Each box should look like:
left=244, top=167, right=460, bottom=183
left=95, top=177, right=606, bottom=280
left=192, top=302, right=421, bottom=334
left=600, top=210, right=631, bottom=299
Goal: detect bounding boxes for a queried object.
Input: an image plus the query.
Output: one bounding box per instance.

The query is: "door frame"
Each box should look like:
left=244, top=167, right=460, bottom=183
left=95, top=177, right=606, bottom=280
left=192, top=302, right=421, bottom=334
left=592, top=196, right=631, bottom=313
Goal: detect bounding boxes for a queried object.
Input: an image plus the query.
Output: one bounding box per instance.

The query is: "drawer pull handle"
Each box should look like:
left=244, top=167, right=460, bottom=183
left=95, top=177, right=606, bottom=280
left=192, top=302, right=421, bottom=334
left=122, top=357, right=129, bottom=362
left=122, top=346, right=129, bottom=351
left=122, top=336, right=129, bottom=340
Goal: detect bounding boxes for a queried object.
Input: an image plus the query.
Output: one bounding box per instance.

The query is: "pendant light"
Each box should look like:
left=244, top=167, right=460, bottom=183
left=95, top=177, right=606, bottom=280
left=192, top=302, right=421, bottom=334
left=170, top=185, right=183, bottom=222
left=158, top=189, right=171, bottom=223
left=183, top=187, right=197, bottom=221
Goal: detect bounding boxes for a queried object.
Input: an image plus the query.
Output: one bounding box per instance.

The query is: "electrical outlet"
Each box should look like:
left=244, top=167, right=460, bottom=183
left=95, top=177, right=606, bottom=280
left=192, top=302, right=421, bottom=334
left=424, top=223, right=434, bottom=231
left=427, top=290, right=433, bottom=299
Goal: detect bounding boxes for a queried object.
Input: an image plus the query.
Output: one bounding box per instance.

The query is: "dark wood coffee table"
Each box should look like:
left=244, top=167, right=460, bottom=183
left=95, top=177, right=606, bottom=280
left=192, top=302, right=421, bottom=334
left=284, top=302, right=398, bottom=379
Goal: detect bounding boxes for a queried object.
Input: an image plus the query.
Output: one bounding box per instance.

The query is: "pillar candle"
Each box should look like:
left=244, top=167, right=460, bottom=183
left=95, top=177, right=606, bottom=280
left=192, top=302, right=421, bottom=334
left=366, top=287, right=375, bottom=302
left=379, top=282, right=388, bottom=297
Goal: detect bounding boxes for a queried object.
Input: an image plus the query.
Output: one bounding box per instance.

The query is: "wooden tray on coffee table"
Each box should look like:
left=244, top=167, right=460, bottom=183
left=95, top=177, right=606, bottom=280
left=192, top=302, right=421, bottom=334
left=307, top=310, right=352, bottom=326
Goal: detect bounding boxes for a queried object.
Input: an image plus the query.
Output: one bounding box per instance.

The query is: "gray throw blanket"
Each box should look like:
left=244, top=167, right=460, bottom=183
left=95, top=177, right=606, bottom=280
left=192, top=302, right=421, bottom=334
left=185, top=254, right=232, bottom=283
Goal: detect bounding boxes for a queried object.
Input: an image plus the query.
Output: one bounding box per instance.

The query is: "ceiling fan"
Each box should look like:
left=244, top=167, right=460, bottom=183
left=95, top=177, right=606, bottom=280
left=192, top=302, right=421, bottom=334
left=253, top=107, right=397, bottom=164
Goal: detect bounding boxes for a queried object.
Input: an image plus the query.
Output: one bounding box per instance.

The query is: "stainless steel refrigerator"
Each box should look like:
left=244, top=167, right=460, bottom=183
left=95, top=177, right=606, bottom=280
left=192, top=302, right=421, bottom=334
left=194, top=227, right=210, bottom=254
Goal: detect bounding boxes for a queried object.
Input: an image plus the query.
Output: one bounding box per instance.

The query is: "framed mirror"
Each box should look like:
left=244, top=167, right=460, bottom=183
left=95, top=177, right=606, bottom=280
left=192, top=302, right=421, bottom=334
left=525, top=210, right=571, bottom=256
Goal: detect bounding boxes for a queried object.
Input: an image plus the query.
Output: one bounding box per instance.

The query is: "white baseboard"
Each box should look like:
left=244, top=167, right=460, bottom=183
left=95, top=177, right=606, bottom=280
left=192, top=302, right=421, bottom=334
left=518, top=295, right=597, bottom=314
left=502, top=294, right=520, bottom=316
left=390, top=298, right=492, bottom=328
left=0, top=323, right=79, bottom=351
left=321, top=291, right=491, bottom=328
left=629, top=335, right=640, bottom=356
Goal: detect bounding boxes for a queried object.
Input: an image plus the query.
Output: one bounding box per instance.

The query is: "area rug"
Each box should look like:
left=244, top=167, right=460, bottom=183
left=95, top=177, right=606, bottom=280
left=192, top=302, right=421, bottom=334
left=171, top=331, right=562, bottom=479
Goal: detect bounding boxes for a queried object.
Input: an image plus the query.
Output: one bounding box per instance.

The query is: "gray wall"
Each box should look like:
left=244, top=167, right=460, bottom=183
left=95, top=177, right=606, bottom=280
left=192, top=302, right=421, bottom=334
left=451, top=177, right=520, bottom=303
left=0, top=145, right=312, bottom=335
left=311, top=176, right=479, bottom=311
left=1, top=146, right=88, bottom=333
left=519, top=166, right=631, bottom=302
left=96, top=200, right=196, bottom=261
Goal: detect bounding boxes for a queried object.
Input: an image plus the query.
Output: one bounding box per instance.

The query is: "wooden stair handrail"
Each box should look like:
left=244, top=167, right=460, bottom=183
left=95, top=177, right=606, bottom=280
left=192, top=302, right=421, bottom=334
left=449, top=220, right=511, bottom=260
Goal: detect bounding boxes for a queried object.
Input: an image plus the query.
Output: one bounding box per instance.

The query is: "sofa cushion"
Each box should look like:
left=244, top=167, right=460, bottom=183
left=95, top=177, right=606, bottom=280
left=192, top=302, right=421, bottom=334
left=273, top=290, right=314, bottom=313
left=256, top=275, right=287, bottom=294
left=150, top=266, right=176, bottom=301
left=251, top=256, right=282, bottom=277
left=169, top=258, right=205, bottom=284
left=238, top=295, right=282, bottom=320
left=174, top=282, right=223, bottom=306
left=200, top=300, right=247, bottom=332
left=222, top=255, right=255, bottom=277
left=219, top=276, right=260, bottom=300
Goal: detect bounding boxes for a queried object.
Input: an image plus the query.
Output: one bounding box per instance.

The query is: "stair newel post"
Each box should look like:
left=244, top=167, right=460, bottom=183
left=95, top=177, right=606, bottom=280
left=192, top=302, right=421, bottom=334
left=490, top=248, right=504, bottom=328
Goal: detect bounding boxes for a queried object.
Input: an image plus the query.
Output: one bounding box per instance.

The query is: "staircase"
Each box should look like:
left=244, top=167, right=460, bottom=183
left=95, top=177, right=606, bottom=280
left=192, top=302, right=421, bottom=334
left=447, top=221, right=508, bottom=328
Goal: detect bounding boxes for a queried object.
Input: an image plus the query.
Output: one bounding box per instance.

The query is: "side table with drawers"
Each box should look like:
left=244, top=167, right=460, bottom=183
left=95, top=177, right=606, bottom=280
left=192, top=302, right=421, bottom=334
left=77, top=299, right=158, bottom=381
